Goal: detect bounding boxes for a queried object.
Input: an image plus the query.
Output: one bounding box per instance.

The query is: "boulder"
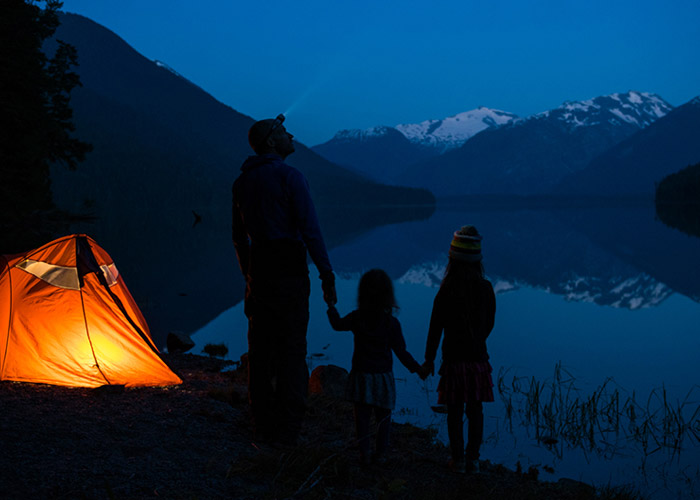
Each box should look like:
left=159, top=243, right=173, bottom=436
left=166, top=331, right=195, bottom=353
left=309, top=364, right=348, bottom=399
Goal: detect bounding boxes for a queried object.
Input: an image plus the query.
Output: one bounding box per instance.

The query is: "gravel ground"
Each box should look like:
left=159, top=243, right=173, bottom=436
left=0, top=354, right=622, bottom=500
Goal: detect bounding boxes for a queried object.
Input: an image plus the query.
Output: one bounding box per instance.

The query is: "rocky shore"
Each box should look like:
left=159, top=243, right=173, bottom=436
left=0, top=354, right=637, bottom=499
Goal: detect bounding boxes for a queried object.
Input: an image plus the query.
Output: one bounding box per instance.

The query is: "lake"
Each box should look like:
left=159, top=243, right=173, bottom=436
left=194, top=200, right=700, bottom=499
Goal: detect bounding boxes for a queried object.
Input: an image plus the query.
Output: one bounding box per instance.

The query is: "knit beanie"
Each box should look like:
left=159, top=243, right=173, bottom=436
left=448, top=225, right=482, bottom=262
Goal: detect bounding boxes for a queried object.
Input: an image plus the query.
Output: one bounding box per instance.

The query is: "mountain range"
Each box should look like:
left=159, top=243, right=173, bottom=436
left=400, top=91, right=673, bottom=196
left=396, top=107, right=519, bottom=153
left=314, top=91, right=700, bottom=198
left=555, top=97, right=700, bottom=196
left=312, top=107, right=517, bottom=184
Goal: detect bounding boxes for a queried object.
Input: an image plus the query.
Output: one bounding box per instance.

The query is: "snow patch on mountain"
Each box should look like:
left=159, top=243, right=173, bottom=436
left=492, top=279, right=519, bottom=294
left=153, top=59, right=205, bottom=92
left=398, top=262, right=445, bottom=287
left=398, top=262, right=518, bottom=294
left=627, top=92, right=643, bottom=104
left=330, top=126, right=395, bottom=142
left=154, top=60, right=183, bottom=78
left=396, top=107, right=518, bottom=153
left=398, top=262, right=671, bottom=309
left=561, top=273, right=672, bottom=309
left=523, top=91, right=672, bottom=131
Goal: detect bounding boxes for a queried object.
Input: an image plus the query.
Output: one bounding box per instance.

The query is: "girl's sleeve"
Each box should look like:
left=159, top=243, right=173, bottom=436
left=390, top=320, right=421, bottom=373
left=327, top=307, right=354, bottom=332
left=424, top=292, right=445, bottom=363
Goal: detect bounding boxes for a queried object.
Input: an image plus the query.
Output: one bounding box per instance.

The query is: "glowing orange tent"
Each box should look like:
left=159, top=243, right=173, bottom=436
left=0, top=234, right=182, bottom=388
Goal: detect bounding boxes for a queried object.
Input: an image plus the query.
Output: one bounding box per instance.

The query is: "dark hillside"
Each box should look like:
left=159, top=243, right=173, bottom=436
left=655, top=162, right=700, bottom=237
left=48, top=13, right=434, bottom=213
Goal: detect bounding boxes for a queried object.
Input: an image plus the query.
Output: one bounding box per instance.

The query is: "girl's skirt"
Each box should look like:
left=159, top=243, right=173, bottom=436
left=345, top=370, right=396, bottom=410
left=437, top=360, right=494, bottom=405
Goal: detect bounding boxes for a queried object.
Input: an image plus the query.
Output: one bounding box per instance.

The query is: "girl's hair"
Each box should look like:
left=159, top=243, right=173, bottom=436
left=357, top=268, right=398, bottom=316
left=441, top=259, right=484, bottom=291
left=441, top=259, right=485, bottom=335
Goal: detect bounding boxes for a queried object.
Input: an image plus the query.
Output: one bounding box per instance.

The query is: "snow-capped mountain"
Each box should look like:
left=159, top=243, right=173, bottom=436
left=396, top=107, right=518, bottom=153
left=555, top=95, right=700, bottom=196
left=527, top=91, right=671, bottom=130
left=312, top=107, right=517, bottom=184
left=399, top=91, right=674, bottom=196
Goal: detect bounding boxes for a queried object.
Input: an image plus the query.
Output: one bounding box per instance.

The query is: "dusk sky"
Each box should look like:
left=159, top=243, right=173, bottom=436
left=60, top=0, right=700, bottom=146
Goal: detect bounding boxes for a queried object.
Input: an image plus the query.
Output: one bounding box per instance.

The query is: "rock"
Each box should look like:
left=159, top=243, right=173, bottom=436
left=166, top=331, right=195, bottom=353
left=309, top=364, right=348, bottom=399
left=202, top=343, right=228, bottom=358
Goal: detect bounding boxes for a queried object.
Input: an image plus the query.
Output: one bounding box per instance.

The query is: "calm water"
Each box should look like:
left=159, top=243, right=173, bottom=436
left=195, top=202, right=700, bottom=499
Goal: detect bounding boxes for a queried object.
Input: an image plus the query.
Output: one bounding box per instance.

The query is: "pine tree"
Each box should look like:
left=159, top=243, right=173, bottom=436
left=0, top=0, right=91, bottom=225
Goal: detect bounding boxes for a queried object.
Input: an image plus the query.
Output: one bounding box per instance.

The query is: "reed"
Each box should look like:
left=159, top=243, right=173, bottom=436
left=496, top=363, right=700, bottom=460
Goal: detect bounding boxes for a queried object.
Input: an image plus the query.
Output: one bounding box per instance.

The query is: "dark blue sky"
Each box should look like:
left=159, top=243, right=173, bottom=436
left=61, top=0, right=700, bottom=146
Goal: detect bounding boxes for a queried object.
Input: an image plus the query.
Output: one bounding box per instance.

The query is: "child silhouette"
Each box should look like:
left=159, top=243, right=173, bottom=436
left=422, top=225, right=496, bottom=474
left=327, top=269, right=424, bottom=465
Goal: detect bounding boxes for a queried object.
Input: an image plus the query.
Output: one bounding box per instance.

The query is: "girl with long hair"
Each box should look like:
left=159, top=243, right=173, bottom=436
left=327, top=269, right=424, bottom=465
left=422, top=225, right=496, bottom=473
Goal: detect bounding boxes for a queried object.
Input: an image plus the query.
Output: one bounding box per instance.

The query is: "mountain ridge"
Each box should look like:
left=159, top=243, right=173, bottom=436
left=554, top=96, right=700, bottom=197
left=398, top=91, right=673, bottom=196
left=312, top=106, right=517, bottom=184
left=395, top=106, right=518, bottom=153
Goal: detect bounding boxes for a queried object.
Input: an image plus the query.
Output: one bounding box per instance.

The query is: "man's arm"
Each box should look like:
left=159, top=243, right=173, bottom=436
left=231, top=184, right=250, bottom=276
left=287, top=169, right=336, bottom=304
left=287, top=170, right=332, bottom=273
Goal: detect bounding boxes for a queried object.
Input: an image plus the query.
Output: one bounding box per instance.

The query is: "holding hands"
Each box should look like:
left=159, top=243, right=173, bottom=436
left=321, top=271, right=337, bottom=306
left=417, top=359, right=434, bottom=381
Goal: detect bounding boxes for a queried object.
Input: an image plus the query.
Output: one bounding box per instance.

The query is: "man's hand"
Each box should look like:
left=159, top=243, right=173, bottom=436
left=421, top=360, right=435, bottom=378
left=321, top=271, right=337, bottom=306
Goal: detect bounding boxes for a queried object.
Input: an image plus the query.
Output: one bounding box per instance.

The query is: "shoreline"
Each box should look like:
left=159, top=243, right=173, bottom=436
left=0, top=353, right=639, bottom=499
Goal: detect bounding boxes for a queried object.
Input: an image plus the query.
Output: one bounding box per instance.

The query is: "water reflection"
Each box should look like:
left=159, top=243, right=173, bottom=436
left=331, top=200, right=700, bottom=306
left=195, top=200, right=700, bottom=499
left=63, top=203, right=434, bottom=345
left=656, top=199, right=700, bottom=239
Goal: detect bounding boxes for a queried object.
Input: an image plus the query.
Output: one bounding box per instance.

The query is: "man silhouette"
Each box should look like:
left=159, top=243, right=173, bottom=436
left=232, top=115, right=336, bottom=445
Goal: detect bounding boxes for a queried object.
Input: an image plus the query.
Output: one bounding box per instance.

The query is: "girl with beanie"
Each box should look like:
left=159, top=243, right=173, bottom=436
left=422, top=225, right=496, bottom=474
left=327, top=269, right=424, bottom=466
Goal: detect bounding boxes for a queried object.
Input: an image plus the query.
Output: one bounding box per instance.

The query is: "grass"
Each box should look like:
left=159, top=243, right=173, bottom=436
left=496, top=361, right=700, bottom=463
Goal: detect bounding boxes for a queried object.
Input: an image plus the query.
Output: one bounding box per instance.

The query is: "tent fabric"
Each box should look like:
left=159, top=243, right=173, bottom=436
left=0, top=234, right=182, bottom=388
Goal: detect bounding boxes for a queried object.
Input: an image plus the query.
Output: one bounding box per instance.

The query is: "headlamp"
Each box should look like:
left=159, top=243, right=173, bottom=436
left=260, top=114, right=286, bottom=146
